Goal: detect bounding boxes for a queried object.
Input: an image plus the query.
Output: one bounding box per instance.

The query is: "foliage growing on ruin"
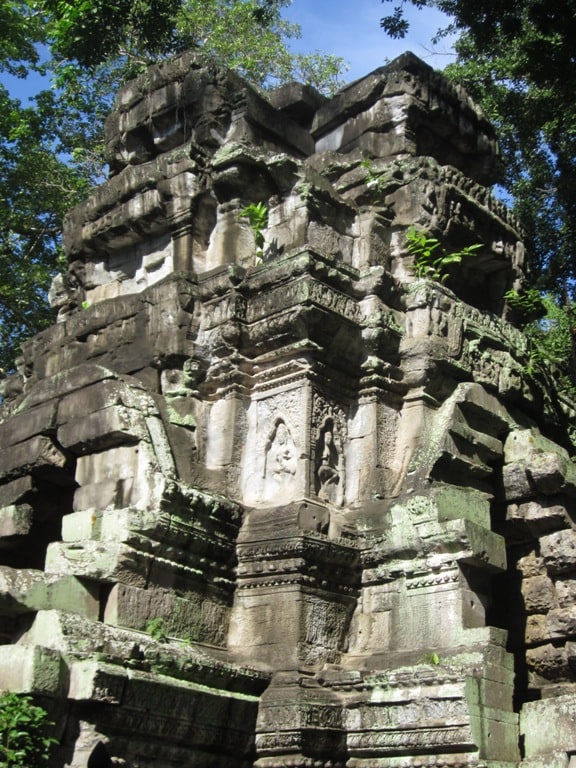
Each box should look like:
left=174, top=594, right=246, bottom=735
left=0, top=692, right=56, bottom=767
left=406, top=227, right=482, bottom=282
left=524, top=293, right=576, bottom=399
left=145, top=616, right=169, bottom=642
left=504, top=288, right=546, bottom=327
left=239, top=202, right=269, bottom=261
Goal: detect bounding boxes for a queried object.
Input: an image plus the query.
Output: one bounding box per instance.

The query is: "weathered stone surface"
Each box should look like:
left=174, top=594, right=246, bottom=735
left=521, top=575, right=556, bottom=614
left=520, top=754, right=571, bottom=768
left=0, top=644, right=65, bottom=695
left=0, top=475, right=35, bottom=508
left=0, top=567, right=99, bottom=617
left=521, top=696, right=576, bottom=757
left=507, top=500, right=568, bottom=537
left=526, top=644, right=569, bottom=681
left=547, top=606, right=576, bottom=639
left=0, top=435, right=73, bottom=484
left=524, top=613, right=550, bottom=645
left=555, top=577, right=576, bottom=608
left=503, top=430, right=576, bottom=502
left=0, top=504, right=33, bottom=539
left=1, top=48, right=575, bottom=768
left=312, top=52, right=501, bottom=185
left=541, top=529, right=576, bottom=575
left=0, top=400, right=57, bottom=447
left=104, top=582, right=229, bottom=645
left=516, top=550, right=547, bottom=578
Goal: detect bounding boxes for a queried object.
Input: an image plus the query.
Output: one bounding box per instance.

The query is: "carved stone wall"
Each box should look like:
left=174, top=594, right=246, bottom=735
left=1, top=50, right=575, bottom=768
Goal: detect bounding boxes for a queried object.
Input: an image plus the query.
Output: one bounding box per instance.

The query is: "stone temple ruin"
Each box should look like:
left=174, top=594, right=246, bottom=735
left=1, top=50, right=576, bottom=768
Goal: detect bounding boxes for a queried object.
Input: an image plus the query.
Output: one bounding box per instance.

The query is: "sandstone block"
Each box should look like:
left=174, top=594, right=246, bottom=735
left=555, top=577, right=576, bottom=608
left=524, top=614, right=549, bottom=645
left=521, top=695, right=576, bottom=757
left=73, top=479, right=125, bottom=511
left=461, top=520, right=507, bottom=572
left=58, top=379, right=133, bottom=421
left=0, top=435, right=72, bottom=485
left=520, top=753, right=570, bottom=768
left=507, top=500, right=567, bottom=536
left=515, top=550, right=546, bottom=577
left=75, top=445, right=140, bottom=486
left=103, top=582, right=228, bottom=643
left=104, top=582, right=175, bottom=631
left=528, top=452, right=572, bottom=495
left=504, top=428, right=569, bottom=464
left=547, top=606, right=576, bottom=639
left=502, top=462, right=533, bottom=501
left=62, top=509, right=104, bottom=541
left=526, top=643, right=569, bottom=680
left=541, top=529, right=576, bottom=575
left=521, top=575, right=556, bottom=614
left=0, top=644, right=64, bottom=695
left=57, top=405, right=144, bottom=454
left=465, top=676, right=516, bottom=712
left=45, top=540, right=149, bottom=586
left=62, top=507, right=170, bottom=545
left=0, top=401, right=57, bottom=448
left=68, top=659, right=127, bottom=703
left=469, top=709, right=520, bottom=762
left=0, top=475, right=35, bottom=507
left=435, top=485, right=491, bottom=527
left=0, top=503, right=33, bottom=538
left=0, top=567, right=98, bottom=618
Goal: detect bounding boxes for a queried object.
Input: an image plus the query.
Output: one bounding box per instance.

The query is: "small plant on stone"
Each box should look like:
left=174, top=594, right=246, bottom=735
left=360, top=157, right=386, bottom=197
left=239, top=202, right=268, bottom=262
left=0, top=692, right=57, bottom=767
left=407, top=227, right=482, bottom=283
left=145, top=616, right=168, bottom=643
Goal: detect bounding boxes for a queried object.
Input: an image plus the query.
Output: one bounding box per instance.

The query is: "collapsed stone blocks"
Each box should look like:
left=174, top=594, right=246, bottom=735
left=0, top=49, right=575, bottom=767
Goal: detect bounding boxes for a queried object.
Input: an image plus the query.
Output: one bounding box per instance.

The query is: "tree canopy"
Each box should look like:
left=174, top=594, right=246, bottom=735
left=0, top=0, right=346, bottom=372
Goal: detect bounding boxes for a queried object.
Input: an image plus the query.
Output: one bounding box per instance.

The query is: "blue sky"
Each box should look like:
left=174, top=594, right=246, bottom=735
left=284, top=0, right=457, bottom=82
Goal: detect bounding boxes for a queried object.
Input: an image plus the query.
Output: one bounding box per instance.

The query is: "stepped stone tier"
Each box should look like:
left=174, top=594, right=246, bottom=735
left=2, top=50, right=576, bottom=768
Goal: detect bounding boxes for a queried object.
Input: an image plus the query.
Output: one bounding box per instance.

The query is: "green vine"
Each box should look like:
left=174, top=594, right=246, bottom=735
left=406, top=227, right=482, bottom=283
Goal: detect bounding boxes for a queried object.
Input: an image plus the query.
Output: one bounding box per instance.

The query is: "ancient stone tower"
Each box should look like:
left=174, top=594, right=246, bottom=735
left=1, top=51, right=576, bottom=768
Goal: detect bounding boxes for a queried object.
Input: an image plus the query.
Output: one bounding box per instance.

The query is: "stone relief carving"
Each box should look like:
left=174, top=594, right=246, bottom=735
left=312, top=397, right=347, bottom=496
left=262, top=418, right=298, bottom=501
left=315, top=418, right=344, bottom=505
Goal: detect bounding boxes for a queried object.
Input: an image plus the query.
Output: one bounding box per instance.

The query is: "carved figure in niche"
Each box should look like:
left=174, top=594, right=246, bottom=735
left=271, top=421, right=297, bottom=478
left=491, top=239, right=505, bottom=256
left=183, top=357, right=204, bottom=394
left=262, top=419, right=298, bottom=501
left=161, top=357, right=205, bottom=398
left=315, top=418, right=343, bottom=504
